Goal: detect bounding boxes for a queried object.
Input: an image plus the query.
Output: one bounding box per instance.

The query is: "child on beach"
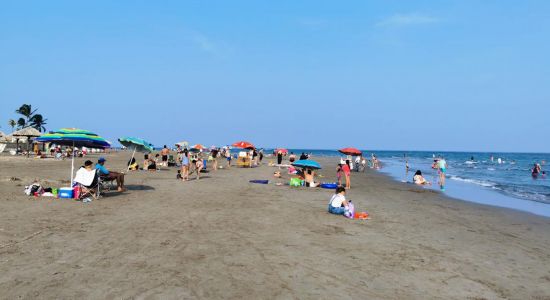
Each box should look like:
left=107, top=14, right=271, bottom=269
left=413, top=170, right=430, bottom=185
left=336, top=164, right=343, bottom=186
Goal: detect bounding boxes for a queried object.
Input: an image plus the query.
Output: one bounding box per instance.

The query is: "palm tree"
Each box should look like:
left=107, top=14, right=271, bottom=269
left=15, top=104, right=37, bottom=128
left=29, top=114, right=47, bottom=132
left=8, top=119, right=16, bottom=132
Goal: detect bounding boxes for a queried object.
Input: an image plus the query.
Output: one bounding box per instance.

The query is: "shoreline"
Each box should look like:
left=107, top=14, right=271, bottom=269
left=1, top=152, right=549, bottom=298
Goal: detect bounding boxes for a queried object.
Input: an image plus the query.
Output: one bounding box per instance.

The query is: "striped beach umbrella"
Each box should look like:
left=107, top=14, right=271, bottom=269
left=36, top=128, right=111, bottom=184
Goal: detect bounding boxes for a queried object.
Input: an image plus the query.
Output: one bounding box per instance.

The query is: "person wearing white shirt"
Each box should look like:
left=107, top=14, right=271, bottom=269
left=328, top=187, right=349, bottom=215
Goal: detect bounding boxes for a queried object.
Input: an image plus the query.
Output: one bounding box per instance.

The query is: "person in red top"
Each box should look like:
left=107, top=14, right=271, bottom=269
left=342, top=160, right=351, bottom=189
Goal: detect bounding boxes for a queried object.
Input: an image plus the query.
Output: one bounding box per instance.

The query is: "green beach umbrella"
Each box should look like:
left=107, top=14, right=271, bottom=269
left=118, top=137, right=154, bottom=170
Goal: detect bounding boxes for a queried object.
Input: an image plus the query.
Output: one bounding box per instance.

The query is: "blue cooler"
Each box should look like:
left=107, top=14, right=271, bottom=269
left=58, top=187, right=74, bottom=198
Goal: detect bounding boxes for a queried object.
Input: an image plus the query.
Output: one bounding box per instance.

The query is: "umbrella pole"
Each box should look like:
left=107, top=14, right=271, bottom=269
left=128, top=146, right=137, bottom=171
left=70, top=141, right=75, bottom=185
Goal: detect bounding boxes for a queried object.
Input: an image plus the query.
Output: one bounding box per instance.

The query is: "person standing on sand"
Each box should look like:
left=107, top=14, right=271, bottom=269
left=342, top=160, right=351, bottom=189
left=161, top=145, right=170, bottom=167
left=211, top=148, right=219, bottom=171
left=437, top=156, right=448, bottom=190
left=336, top=164, right=343, bottom=186
left=277, top=151, right=283, bottom=165
left=225, top=148, right=232, bottom=168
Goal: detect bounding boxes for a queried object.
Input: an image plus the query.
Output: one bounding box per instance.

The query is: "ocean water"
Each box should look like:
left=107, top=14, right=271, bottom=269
left=268, top=149, right=550, bottom=217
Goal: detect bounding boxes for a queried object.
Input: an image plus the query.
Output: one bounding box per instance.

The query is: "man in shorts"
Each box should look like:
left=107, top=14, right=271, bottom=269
left=95, top=157, right=125, bottom=192
left=161, top=145, right=170, bottom=167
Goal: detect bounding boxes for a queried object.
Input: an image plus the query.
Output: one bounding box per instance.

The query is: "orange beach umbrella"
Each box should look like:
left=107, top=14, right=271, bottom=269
left=232, top=141, right=255, bottom=149
left=339, top=147, right=362, bottom=156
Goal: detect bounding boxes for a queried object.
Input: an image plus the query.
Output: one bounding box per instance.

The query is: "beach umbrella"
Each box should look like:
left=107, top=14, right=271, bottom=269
left=36, top=128, right=111, bottom=183
left=191, top=144, right=205, bottom=150
left=339, top=147, right=362, bottom=156
left=275, top=148, right=288, bottom=154
left=189, top=148, right=201, bottom=153
left=118, top=137, right=154, bottom=170
left=292, top=159, right=322, bottom=170
left=175, top=141, right=189, bottom=148
left=232, top=141, right=255, bottom=149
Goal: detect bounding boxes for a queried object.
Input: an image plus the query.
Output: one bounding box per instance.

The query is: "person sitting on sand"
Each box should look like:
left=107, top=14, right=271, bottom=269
left=127, top=157, right=138, bottom=171
left=304, top=168, right=319, bottom=187
left=328, top=187, right=349, bottom=215
left=413, top=170, right=430, bottom=185
left=95, top=157, right=126, bottom=192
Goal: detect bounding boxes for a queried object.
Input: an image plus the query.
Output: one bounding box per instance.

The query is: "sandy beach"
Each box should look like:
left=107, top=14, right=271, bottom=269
left=1, top=152, right=549, bottom=299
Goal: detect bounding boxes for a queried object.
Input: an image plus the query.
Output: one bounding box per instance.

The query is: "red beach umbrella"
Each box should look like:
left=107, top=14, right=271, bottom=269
left=275, top=148, right=288, bottom=154
left=192, top=144, right=205, bottom=150
left=339, top=147, right=362, bottom=156
left=232, top=141, right=255, bottom=149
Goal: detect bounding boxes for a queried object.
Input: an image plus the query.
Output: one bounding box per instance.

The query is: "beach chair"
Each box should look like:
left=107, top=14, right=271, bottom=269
left=167, top=154, right=177, bottom=167
left=74, top=168, right=101, bottom=201
left=236, top=151, right=252, bottom=168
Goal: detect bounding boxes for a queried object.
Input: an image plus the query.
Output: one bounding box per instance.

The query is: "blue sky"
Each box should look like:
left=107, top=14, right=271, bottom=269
left=1, top=0, right=549, bottom=152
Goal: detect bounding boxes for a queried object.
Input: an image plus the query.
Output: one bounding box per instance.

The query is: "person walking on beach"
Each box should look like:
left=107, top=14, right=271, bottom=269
left=437, top=156, right=448, bottom=190
left=180, top=149, right=190, bottom=181
left=161, top=145, right=170, bottom=167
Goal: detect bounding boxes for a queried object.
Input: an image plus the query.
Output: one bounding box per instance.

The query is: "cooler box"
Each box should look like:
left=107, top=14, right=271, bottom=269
left=58, top=187, right=74, bottom=198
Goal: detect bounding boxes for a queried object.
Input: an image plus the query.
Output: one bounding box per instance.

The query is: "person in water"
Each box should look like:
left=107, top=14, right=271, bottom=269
left=413, top=170, right=430, bottom=185
left=437, top=156, right=447, bottom=190
left=532, top=163, right=542, bottom=177
left=328, top=187, right=349, bottom=215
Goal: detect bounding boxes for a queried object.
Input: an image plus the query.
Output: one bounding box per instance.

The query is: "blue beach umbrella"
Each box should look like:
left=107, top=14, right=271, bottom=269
left=118, top=137, right=154, bottom=170
left=292, top=159, right=322, bottom=170
left=36, top=128, right=111, bottom=183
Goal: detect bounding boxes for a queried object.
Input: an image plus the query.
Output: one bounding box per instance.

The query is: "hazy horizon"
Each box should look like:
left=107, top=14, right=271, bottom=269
left=1, top=1, right=549, bottom=153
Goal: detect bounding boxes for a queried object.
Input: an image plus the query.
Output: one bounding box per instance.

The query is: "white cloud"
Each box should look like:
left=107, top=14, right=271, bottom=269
left=376, top=13, right=440, bottom=27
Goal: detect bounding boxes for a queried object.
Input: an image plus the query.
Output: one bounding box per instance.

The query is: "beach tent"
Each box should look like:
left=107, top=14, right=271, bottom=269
left=339, top=147, right=362, bottom=156
left=118, top=137, right=154, bottom=170
left=36, top=128, right=111, bottom=183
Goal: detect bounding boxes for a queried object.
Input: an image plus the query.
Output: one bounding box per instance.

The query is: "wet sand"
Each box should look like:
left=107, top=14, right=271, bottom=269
left=0, top=152, right=549, bottom=299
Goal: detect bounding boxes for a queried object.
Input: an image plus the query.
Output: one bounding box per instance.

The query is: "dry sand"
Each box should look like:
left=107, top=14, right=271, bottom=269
left=0, top=152, right=549, bottom=299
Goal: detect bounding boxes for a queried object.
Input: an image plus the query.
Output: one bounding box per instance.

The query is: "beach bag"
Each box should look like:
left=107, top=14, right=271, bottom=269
left=345, top=201, right=355, bottom=218
left=289, top=178, right=303, bottom=187
left=25, top=183, right=43, bottom=196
